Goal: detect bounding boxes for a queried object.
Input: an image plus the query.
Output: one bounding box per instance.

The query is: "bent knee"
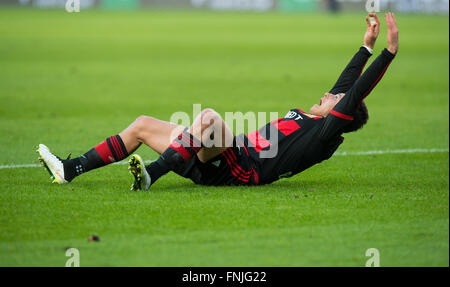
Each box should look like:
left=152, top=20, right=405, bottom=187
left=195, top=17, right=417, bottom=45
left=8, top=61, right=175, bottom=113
left=135, top=115, right=155, bottom=125
left=200, top=108, right=222, bottom=123
left=201, top=108, right=217, bottom=117
left=133, top=115, right=155, bottom=137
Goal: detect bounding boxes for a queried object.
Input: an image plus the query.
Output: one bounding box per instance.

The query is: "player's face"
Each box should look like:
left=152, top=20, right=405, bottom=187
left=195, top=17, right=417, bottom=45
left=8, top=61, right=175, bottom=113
left=310, top=93, right=345, bottom=116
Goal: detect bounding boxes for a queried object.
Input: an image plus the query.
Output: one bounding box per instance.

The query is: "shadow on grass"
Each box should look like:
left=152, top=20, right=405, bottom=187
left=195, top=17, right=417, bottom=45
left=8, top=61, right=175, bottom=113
left=63, top=172, right=394, bottom=195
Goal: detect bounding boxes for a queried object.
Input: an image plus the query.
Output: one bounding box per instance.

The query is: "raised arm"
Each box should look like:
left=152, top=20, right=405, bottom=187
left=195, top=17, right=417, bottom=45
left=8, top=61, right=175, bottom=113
left=331, top=47, right=395, bottom=117
left=320, top=13, right=399, bottom=140
left=329, top=13, right=380, bottom=94
left=328, top=47, right=372, bottom=94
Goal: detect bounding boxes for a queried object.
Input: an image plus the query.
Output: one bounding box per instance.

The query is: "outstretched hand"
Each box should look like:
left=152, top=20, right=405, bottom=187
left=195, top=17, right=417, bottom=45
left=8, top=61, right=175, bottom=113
left=385, top=12, right=399, bottom=55
left=364, top=13, right=380, bottom=50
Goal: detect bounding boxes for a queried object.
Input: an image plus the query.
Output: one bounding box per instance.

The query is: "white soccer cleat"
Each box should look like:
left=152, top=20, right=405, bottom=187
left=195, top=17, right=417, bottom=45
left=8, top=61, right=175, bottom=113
left=37, top=144, right=68, bottom=184
left=128, top=154, right=151, bottom=191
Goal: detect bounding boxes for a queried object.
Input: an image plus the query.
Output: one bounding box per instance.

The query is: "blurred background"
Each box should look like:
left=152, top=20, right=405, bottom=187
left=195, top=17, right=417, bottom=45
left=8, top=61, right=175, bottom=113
left=2, top=0, right=449, bottom=14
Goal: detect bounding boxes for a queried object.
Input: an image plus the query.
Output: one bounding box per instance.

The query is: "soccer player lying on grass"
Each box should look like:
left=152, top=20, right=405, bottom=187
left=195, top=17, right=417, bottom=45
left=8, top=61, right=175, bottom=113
left=38, top=13, right=399, bottom=190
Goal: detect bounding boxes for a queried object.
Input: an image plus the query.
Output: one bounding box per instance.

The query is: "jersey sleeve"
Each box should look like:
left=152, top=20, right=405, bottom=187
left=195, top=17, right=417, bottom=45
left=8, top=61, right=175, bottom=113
left=319, top=48, right=396, bottom=140
left=329, top=46, right=373, bottom=95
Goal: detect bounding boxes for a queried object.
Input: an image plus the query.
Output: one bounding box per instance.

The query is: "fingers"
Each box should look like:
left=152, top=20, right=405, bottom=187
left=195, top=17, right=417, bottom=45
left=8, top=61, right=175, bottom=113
left=373, top=13, right=380, bottom=26
left=385, top=12, right=399, bottom=54
left=385, top=12, right=391, bottom=29
left=385, top=12, right=397, bottom=30
left=368, top=13, right=379, bottom=24
left=366, top=13, right=380, bottom=32
left=372, top=23, right=379, bottom=34
left=372, top=22, right=378, bottom=33
left=366, top=14, right=375, bottom=31
left=391, top=12, right=398, bottom=27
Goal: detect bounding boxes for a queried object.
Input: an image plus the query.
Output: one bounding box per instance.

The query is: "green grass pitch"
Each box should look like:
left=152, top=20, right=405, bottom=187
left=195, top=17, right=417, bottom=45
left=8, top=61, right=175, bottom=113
left=0, top=9, right=448, bottom=267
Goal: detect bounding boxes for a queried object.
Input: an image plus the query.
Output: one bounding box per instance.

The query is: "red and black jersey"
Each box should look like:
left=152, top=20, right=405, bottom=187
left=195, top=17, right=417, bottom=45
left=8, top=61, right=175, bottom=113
left=237, top=47, right=396, bottom=185
left=236, top=109, right=341, bottom=184
left=174, top=47, right=396, bottom=186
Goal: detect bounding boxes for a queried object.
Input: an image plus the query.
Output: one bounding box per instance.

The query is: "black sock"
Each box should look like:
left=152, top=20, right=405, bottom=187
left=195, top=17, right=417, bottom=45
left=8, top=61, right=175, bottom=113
left=63, top=135, right=129, bottom=182
left=63, top=148, right=105, bottom=182
left=145, top=156, right=171, bottom=184
left=145, top=128, right=201, bottom=185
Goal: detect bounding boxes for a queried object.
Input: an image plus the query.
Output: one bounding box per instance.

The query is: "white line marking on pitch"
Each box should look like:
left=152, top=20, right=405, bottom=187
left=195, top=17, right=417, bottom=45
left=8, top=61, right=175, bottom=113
left=334, top=148, right=449, bottom=156
left=0, top=160, right=154, bottom=170
left=0, top=148, right=448, bottom=170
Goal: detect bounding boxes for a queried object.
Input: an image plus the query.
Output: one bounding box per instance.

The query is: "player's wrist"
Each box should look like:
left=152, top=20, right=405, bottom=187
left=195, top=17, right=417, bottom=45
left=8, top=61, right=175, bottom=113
left=382, top=47, right=397, bottom=59
left=363, top=40, right=375, bottom=50
left=362, top=45, right=373, bottom=54
left=387, top=45, right=398, bottom=55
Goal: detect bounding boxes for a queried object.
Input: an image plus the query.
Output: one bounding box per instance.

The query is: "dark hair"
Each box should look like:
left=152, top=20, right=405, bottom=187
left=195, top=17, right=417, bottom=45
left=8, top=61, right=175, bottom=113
left=341, top=101, right=369, bottom=133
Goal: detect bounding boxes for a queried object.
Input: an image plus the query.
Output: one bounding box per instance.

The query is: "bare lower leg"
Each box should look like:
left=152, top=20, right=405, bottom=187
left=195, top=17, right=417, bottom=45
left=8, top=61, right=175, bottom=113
left=50, top=115, right=186, bottom=183
left=119, top=115, right=185, bottom=155
left=119, top=109, right=233, bottom=164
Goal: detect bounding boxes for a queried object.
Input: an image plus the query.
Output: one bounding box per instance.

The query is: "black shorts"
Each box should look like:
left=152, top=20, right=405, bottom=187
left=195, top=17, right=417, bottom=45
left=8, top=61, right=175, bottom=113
left=173, top=145, right=259, bottom=186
